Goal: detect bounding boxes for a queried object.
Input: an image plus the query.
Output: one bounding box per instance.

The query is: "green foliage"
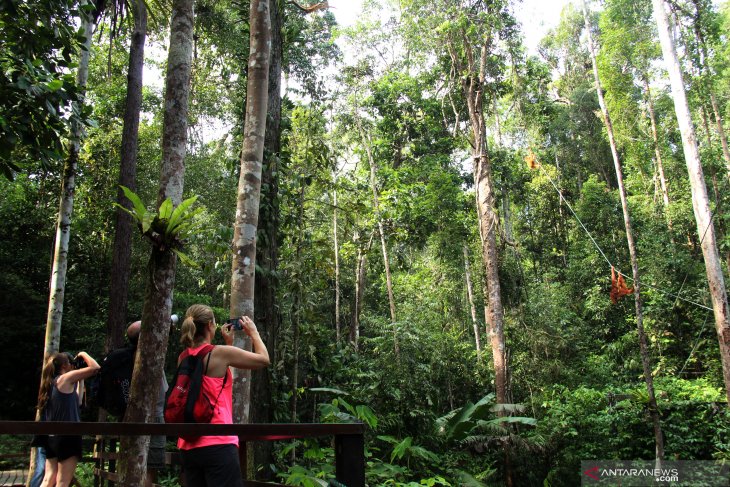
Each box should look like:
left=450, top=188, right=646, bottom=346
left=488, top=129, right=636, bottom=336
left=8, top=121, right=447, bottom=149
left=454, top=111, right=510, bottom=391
left=115, top=186, right=203, bottom=266
left=534, top=378, right=729, bottom=486
left=0, top=0, right=93, bottom=177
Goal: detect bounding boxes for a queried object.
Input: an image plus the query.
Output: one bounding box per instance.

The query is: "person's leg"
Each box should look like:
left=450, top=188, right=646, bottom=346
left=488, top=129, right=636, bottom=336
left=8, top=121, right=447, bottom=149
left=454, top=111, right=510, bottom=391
left=30, top=447, right=46, bottom=487
left=202, top=444, right=243, bottom=487
left=40, top=458, right=58, bottom=487
left=181, top=449, right=208, bottom=487
left=55, top=456, right=79, bottom=487
left=147, top=433, right=166, bottom=487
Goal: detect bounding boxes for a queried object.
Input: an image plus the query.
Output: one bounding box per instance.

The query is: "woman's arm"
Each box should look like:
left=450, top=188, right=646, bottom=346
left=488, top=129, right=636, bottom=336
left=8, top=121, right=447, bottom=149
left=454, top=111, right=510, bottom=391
left=217, top=317, right=270, bottom=370
left=58, top=352, right=101, bottom=388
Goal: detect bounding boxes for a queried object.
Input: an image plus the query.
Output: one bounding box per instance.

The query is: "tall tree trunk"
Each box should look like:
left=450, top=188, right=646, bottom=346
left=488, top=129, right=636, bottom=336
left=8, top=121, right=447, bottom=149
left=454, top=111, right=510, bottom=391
left=118, top=0, right=194, bottom=484
left=463, top=245, right=482, bottom=360
left=350, top=231, right=373, bottom=350
left=106, top=0, right=148, bottom=353
left=334, top=184, right=341, bottom=343
left=250, top=0, right=280, bottom=476
left=643, top=76, right=673, bottom=228
left=583, top=2, right=665, bottom=461
left=42, top=0, right=94, bottom=358
left=652, top=0, right=730, bottom=406
left=230, top=0, right=271, bottom=425
left=356, top=122, right=398, bottom=353
left=449, top=35, right=507, bottom=406
left=31, top=4, right=96, bottom=483
left=709, top=93, right=730, bottom=177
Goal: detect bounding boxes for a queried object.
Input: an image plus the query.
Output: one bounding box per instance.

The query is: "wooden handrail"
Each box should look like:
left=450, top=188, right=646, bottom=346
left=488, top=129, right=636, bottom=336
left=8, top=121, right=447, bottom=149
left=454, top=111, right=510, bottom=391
left=0, top=422, right=365, bottom=486
left=0, top=421, right=363, bottom=439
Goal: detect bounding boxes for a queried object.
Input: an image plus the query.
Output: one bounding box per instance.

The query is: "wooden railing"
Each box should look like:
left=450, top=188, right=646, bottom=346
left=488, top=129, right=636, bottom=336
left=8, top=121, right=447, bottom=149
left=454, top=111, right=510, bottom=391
left=0, top=421, right=365, bottom=486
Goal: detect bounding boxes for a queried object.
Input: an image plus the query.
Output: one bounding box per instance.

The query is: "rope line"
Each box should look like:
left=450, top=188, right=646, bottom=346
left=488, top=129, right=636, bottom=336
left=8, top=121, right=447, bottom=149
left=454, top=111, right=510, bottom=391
left=535, top=162, right=713, bottom=312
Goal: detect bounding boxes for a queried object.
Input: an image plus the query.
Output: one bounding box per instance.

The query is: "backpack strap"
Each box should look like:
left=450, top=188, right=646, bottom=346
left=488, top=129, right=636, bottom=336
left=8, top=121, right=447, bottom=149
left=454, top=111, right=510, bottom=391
left=199, top=345, right=228, bottom=418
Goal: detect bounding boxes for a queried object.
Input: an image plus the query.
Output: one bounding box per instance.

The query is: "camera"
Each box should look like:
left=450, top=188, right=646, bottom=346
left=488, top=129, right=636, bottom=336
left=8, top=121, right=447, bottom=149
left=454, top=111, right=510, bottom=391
left=226, top=317, right=243, bottom=330
left=72, top=356, right=87, bottom=369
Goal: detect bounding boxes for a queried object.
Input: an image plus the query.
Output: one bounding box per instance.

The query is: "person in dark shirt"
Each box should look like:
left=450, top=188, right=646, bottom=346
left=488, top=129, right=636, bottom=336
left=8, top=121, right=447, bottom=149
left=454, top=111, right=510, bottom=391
left=36, top=351, right=99, bottom=487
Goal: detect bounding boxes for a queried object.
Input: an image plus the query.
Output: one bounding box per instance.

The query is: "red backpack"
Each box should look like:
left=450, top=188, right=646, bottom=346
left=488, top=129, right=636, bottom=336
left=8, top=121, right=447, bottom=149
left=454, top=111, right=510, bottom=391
left=164, top=344, right=227, bottom=424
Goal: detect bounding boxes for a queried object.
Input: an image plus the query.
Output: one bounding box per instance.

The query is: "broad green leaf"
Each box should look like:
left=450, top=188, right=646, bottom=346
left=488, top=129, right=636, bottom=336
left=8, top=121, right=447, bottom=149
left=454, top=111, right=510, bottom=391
left=158, top=198, right=173, bottom=221
left=390, top=436, right=412, bottom=462
left=172, top=248, right=199, bottom=269
left=120, top=186, right=147, bottom=221
left=141, top=212, right=154, bottom=234
left=166, top=194, right=198, bottom=235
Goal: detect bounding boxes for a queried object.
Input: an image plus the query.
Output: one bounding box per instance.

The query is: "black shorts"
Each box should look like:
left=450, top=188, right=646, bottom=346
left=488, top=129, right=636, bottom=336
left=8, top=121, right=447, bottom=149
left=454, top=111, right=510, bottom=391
left=45, top=435, right=82, bottom=461
left=181, top=444, right=243, bottom=487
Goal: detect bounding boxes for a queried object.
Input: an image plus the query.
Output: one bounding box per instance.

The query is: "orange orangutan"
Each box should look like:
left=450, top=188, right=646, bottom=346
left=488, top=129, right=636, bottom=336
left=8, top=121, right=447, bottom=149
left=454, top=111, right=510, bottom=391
left=610, top=266, right=633, bottom=304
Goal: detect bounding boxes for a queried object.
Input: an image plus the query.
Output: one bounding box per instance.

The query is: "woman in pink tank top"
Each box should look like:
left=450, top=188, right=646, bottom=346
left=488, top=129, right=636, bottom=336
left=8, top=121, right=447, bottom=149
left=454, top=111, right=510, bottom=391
left=177, top=304, right=270, bottom=487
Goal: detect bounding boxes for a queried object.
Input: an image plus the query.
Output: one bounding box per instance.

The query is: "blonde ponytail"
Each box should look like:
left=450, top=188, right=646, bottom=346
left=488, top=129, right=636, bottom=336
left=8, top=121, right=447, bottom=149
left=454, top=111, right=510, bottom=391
left=180, top=304, right=215, bottom=347
left=180, top=316, right=196, bottom=348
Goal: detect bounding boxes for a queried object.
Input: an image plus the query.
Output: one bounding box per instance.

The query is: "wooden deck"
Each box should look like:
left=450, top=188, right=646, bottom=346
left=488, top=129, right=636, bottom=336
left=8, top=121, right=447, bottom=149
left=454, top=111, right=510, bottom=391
left=0, top=469, right=26, bottom=487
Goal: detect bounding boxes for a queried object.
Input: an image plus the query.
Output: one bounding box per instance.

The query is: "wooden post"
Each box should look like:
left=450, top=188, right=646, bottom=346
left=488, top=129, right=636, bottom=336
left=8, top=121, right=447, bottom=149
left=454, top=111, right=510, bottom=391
left=238, top=438, right=248, bottom=481
left=334, top=433, right=364, bottom=487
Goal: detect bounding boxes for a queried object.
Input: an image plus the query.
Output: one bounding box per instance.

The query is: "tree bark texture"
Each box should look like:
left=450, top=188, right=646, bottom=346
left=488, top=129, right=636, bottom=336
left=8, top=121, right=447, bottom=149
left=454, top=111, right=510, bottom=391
left=230, top=0, right=271, bottom=425
left=250, top=0, right=281, bottom=476
left=118, top=0, right=194, bottom=484
left=583, top=2, right=665, bottom=460
left=448, top=34, right=507, bottom=405
left=42, top=0, right=94, bottom=358
left=652, top=0, right=730, bottom=406
left=464, top=245, right=482, bottom=359
left=105, top=0, right=147, bottom=352
left=31, top=8, right=96, bottom=484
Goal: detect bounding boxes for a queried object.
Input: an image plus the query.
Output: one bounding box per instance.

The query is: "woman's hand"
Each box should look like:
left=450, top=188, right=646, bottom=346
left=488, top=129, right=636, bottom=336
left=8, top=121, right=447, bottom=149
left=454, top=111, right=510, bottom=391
left=221, top=322, right=235, bottom=346
left=239, top=316, right=259, bottom=338
left=75, top=351, right=100, bottom=370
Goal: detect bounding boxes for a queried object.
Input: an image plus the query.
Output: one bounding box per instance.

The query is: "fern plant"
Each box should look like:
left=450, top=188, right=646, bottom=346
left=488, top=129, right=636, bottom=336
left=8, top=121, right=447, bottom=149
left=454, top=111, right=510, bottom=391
left=115, top=185, right=203, bottom=267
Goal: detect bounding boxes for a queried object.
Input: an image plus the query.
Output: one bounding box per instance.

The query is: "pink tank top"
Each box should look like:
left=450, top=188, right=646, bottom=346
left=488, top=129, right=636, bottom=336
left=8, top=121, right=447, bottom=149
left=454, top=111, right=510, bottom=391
left=177, top=344, right=238, bottom=450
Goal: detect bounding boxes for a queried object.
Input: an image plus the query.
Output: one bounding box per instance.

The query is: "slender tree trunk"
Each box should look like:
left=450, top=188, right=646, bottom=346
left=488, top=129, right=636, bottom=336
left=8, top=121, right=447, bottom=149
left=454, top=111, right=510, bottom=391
left=106, top=0, right=148, bottom=353
left=42, top=0, right=94, bottom=358
left=450, top=36, right=507, bottom=406
left=350, top=231, right=373, bottom=350
left=118, top=0, right=194, bottom=484
left=643, top=76, right=673, bottom=228
left=356, top=122, right=398, bottom=353
left=30, top=4, right=95, bottom=484
left=230, top=0, right=271, bottom=425
left=709, top=93, right=730, bottom=178
left=334, top=184, right=341, bottom=343
left=250, top=0, right=280, bottom=476
left=463, top=245, right=482, bottom=360
left=583, top=1, right=665, bottom=461
left=652, top=0, right=730, bottom=406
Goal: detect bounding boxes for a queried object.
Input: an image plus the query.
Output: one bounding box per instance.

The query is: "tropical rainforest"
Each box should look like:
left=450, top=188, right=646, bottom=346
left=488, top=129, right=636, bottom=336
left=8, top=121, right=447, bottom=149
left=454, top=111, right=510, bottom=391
left=1, top=0, right=730, bottom=485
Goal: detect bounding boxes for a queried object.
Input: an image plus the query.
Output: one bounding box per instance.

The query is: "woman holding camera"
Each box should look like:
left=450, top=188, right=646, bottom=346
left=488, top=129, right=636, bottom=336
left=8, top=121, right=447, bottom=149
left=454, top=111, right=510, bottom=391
left=37, top=351, right=100, bottom=487
left=177, top=304, right=270, bottom=487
